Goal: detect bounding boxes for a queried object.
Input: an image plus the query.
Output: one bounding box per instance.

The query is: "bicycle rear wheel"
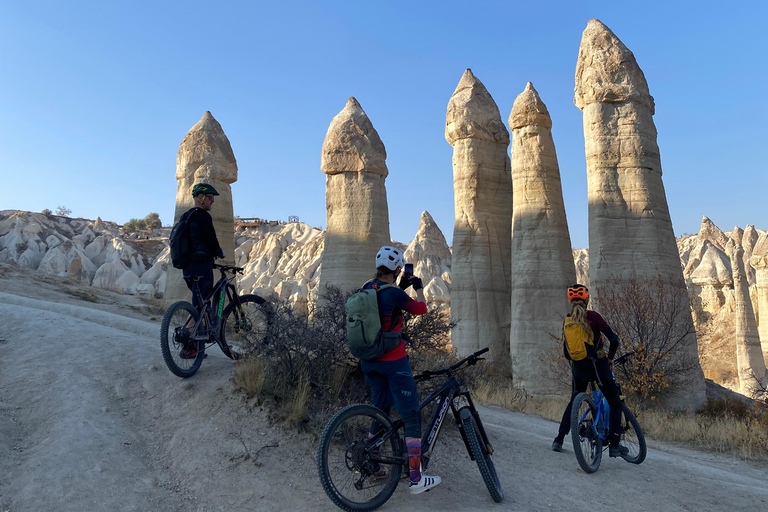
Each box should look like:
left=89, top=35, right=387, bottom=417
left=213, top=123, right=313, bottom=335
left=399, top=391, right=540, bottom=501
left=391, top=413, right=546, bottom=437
left=461, top=411, right=503, bottom=503
left=317, top=404, right=402, bottom=512
left=220, top=294, right=270, bottom=359
left=619, top=404, right=646, bottom=464
left=570, top=392, right=602, bottom=473
left=160, top=301, right=204, bottom=378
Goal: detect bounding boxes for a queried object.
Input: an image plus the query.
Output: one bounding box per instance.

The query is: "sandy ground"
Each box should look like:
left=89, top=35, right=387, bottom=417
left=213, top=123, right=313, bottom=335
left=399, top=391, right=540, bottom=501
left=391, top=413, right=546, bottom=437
left=1, top=263, right=767, bottom=512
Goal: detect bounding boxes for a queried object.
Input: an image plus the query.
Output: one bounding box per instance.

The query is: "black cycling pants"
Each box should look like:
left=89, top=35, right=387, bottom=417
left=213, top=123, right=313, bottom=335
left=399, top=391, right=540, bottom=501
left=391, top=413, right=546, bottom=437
left=183, top=261, right=213, bottom=310
left=557, top=358, right=623, bottom=445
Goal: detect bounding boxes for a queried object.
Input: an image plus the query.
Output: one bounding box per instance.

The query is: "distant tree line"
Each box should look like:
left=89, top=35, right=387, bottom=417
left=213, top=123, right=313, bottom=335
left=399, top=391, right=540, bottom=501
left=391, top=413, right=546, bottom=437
left=124, top=212, right=162, bottom=233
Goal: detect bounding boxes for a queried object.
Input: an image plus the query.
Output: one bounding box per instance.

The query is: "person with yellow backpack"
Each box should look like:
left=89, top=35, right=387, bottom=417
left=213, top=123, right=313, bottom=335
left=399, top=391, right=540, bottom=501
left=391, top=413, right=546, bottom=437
left=552, top=284, right=628, bottom=458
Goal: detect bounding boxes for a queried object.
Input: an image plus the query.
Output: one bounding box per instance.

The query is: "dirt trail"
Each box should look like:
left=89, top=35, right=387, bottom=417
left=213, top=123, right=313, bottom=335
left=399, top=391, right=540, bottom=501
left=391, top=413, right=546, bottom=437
left=1, top=265, right=767, bottom=511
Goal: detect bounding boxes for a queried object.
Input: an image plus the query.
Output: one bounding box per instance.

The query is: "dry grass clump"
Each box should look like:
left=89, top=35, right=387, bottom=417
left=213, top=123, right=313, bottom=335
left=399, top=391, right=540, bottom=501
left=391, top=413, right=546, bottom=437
left=637, top=398, right=768, bottom=460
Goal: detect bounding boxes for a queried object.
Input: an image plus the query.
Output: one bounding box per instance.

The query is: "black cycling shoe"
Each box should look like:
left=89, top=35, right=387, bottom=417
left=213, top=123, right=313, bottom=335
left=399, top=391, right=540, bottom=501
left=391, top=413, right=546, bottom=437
left=609, top=444, right=629, bottom=458
left=551, top=440, right=563, bottom=452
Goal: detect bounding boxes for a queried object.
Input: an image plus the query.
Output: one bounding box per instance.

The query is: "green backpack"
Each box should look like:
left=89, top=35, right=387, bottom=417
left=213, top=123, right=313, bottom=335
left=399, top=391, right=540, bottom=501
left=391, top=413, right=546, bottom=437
left=345, top=283, right=402, bottom=360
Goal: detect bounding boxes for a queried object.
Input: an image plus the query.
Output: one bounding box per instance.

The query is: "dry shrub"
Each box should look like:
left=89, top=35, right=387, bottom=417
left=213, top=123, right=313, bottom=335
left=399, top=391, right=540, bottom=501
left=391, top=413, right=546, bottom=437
left=232, top=287, right=460, bottom=430
left=597, top=276, right=702, bottom=404
left=232, top=286, right=368, bottom=429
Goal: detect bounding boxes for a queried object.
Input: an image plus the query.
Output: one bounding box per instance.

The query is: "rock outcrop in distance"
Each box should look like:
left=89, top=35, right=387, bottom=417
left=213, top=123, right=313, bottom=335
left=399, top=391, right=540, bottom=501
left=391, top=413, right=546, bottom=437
left=575, top=19, right=705, bottom=409
left=508, top=82, right=576, bottom=395
left=318, top=97, right=391, bottom=295
left=726, top=240, right=767, bottom=396
left=446, top=69, right=513, bottom=364
left=165, top=111, right=238, bottom=304
left=403, top=211, right=452, bottom=304
left=0, top=210, right=167, bottom=297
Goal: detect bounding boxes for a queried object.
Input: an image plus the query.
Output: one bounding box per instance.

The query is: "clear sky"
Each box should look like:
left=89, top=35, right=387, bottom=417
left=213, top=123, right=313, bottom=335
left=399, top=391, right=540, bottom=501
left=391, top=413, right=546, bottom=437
left=1, top=1, right=766, bottom=249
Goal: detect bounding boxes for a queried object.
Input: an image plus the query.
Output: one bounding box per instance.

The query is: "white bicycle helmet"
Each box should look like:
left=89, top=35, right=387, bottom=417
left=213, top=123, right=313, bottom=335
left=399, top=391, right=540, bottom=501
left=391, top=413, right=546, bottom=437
left=375, top=246, right=405, bottom=272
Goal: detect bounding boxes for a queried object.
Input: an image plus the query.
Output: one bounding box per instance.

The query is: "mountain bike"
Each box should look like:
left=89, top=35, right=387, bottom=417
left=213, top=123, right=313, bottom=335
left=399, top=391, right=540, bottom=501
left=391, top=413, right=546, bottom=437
left=570, top=351, right=647, bottom=473
left=160, top=263, right=271, bottom=378
left=317, top=347, right=503, bottom=512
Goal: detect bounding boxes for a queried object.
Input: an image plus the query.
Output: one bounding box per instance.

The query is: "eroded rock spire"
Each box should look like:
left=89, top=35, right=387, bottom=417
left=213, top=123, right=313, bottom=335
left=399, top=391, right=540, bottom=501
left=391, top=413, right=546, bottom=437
left=508, top=82, right=576, bottom=395
left=446, top=69, right=512, bottom=363
left=575, top=20, right=705, bottom=408
left=318, top=97, right=391, bottom=294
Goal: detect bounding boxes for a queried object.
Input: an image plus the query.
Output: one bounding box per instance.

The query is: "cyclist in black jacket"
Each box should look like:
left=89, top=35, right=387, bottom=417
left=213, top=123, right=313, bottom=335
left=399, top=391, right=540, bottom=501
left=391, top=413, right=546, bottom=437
left=180, top=183, right=224, bottom=359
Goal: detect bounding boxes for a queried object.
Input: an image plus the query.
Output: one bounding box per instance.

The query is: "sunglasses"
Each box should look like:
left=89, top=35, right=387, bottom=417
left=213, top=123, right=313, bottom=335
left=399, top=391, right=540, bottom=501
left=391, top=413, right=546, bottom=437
left=205, top=195, right=215, bottom=202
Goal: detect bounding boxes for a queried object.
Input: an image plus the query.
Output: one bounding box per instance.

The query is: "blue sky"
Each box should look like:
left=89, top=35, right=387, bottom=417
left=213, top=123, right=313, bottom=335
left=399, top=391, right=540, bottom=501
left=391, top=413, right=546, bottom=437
left=1, top=1, right=766, bottom=248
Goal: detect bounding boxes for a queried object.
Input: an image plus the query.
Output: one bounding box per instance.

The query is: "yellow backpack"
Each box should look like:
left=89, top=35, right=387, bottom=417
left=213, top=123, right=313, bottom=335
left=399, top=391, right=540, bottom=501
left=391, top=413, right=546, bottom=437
left=562, top=317, right=596, bottom=361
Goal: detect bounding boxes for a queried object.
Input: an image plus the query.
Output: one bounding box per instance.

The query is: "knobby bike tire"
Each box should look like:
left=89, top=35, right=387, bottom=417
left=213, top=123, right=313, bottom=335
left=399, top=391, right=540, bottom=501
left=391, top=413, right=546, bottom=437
left=317, top=404, right=402, bottom=512
left=220, top=294, right=270, bottom=360
left=461, top=412, right=504, bottom=503
left=160, top=301, right=204, bottom=378
left=570, top=392, right=602, bottom=473
left=620, top=404, right=647, bottom=464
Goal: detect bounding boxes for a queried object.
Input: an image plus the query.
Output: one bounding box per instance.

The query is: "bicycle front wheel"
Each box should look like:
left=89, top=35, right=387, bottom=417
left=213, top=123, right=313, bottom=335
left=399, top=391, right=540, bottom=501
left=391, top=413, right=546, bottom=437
left=220, top=294, right=271, bottom=359
left=461, top=411, right=503, bottom=503
left=160, top=301, right=204, bottom=378
left=317, top=404, right=402, bottom=512
left=570, top=392, right=602, bottom=473
left=619, top=404, right=647, bottom=464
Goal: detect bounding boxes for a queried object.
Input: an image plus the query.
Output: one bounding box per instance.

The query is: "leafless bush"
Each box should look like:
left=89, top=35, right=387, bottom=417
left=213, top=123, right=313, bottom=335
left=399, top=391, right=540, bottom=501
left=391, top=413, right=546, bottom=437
left=597, top=276, right=702, bottom=404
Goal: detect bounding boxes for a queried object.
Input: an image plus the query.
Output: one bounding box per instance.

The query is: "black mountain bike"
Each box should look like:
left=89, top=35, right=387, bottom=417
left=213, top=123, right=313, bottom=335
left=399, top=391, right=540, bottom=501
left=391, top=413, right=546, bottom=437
left=317, top=348, right=503, bottom=511
left=160, top=263, right=271, bottom=378
left=570, top=351, right=647, bottom=473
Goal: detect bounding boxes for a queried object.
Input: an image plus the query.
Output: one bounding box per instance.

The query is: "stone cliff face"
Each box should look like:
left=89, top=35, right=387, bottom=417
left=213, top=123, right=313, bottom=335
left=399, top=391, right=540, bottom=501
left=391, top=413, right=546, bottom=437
left=446, top=69, right=513, bottom=364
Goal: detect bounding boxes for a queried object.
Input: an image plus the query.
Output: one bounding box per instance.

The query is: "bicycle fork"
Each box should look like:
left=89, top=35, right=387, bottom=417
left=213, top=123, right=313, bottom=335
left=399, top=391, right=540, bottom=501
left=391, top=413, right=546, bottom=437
left=454, top=392, right=494, bottom=460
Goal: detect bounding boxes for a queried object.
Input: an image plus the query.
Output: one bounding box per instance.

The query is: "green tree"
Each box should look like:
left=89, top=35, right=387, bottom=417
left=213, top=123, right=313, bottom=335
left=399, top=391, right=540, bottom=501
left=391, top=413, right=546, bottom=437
left=144, top=212, right=162, bottom=230
left=55, top=205, right=72, bottom=216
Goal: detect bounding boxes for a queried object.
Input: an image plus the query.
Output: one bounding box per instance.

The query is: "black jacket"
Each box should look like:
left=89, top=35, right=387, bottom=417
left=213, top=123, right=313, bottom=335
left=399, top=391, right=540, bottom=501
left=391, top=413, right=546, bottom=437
left=187, top=207, right=224, bottom=263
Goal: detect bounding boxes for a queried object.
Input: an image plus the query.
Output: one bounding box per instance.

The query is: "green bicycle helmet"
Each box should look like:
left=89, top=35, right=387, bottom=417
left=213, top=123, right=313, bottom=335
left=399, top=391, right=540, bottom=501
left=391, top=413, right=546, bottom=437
left=191, top=183, right=220, bottom=197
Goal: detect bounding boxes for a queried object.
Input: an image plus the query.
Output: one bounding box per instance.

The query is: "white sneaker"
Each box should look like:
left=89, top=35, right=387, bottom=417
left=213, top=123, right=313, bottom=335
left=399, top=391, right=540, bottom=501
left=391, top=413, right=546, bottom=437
left=409, top=474, right=441, bottom=494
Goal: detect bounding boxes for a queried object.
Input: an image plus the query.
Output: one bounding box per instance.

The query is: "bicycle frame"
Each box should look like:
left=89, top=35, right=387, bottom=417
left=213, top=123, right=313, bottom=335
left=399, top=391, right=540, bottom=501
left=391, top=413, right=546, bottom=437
left=583, top=386, right=610, bottom=445
left=367, top=360, right=493, bottom=470
left=188, top=266, right=240, bottom=347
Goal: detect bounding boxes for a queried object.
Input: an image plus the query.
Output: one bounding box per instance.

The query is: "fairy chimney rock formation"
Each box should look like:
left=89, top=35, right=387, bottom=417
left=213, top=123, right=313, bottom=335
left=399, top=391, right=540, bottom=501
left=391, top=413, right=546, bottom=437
left=750, top=233, right=768, bottom=361
left=727, top=240, right=767, bottom=396
left=575, top=20, right=705, bottom=408
left=446, top=69, right=512, bottom=363
left=318, top=97, right=391, bottom=294
left=165, top=111, right=238, bottom=303
left=404, top=211, right=452, bottom=304
left=508, top=82, right=576, bottom=395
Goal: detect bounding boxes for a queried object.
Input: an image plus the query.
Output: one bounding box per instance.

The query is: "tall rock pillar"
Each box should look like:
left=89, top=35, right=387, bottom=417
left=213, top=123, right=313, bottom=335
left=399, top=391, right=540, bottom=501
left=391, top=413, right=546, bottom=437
left=318, top=97, right=391, bottom=295
left=575, top=20, right=705, bottom=408
left=446, top=69, right=512, bottom=364
left=727, top=240, right=767, bottom=396
left=165, top=111, right=238, bottom=304
left=508, top=82, right=576, bottom=395
left=750, top=233, right=768, bottom=362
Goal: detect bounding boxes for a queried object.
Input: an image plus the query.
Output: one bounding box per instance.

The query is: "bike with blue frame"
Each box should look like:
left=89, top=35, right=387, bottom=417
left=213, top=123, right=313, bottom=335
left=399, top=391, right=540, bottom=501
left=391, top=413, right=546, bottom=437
left=570, top=351, right=646, bottom=473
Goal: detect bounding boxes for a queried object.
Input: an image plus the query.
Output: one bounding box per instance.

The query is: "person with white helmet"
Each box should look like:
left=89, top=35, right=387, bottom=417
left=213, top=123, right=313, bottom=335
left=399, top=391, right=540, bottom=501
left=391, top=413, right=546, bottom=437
left=360, top=246, right=441, bottom=495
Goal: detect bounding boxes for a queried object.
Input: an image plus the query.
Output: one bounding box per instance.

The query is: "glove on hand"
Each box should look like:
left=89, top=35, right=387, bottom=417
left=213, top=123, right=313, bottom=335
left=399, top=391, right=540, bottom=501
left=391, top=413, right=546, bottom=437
left=216, top=248, right=225, bottom=259
left=409, top=276, right=423, bottom=291
left=398, top=274, right=412, bottom=290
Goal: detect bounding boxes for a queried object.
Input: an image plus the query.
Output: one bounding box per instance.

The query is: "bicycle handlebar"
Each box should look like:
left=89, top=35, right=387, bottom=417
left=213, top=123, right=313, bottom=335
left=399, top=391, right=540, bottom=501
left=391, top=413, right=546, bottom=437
left=213, top=263, right=245, bottom=275
left=414, top=347, right=489, bottom=381
left=614, top=351, right=635, bottom=366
